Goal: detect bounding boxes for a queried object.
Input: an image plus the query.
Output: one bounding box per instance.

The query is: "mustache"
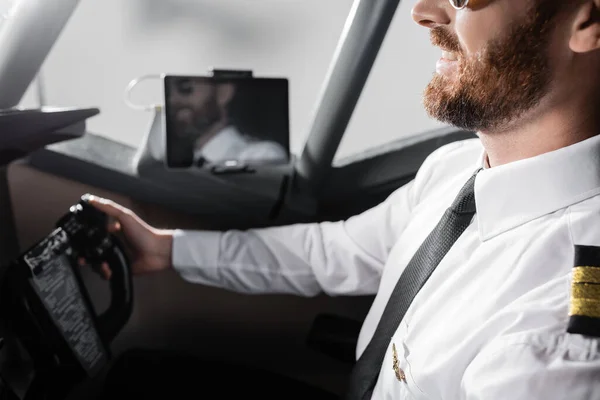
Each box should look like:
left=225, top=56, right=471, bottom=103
left=430, top=27, right=461, bottom=53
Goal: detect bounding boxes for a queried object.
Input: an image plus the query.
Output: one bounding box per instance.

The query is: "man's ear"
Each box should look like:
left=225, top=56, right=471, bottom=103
left=216, top=83, right=236, bottom=107
left=570, top=0, right=600, bottom=53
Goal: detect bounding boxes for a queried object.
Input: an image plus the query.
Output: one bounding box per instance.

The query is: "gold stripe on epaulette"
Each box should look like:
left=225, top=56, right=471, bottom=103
left=573, top=266, right=600, bottom=284
left=571, top=283, right=600, bottom=300
left=570, top=267, right=600, bottom=318
left=569, top=298, right=600, bottom=318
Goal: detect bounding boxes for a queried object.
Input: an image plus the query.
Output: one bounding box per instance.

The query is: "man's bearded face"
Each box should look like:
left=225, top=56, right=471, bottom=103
left=423, top=1, right=563, bottom=132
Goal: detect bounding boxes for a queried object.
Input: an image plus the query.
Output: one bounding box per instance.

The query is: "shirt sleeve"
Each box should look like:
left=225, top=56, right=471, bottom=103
left=461, top=331, right=600, bottom=400
left=170, top=139, right=465, bottom=296
left=171, top=179, right=416, bottom=297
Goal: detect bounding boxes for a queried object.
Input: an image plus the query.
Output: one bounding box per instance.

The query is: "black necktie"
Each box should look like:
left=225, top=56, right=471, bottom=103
left=345, top=170, right=480, bottom=400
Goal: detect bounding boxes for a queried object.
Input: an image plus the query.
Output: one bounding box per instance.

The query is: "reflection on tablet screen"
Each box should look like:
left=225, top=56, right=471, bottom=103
left=164, top=75, right=290, bottom=168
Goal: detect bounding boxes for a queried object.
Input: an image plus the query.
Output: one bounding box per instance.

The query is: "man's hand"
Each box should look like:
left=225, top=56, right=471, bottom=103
left=81, top=195, right=174, bottom=279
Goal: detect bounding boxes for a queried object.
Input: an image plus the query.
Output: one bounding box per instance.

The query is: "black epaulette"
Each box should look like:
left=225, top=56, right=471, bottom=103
left=567, top=245, right=600, bottom=338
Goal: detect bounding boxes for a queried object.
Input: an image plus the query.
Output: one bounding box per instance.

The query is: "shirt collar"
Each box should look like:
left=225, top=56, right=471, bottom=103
left=475, top=134, right=600, bottom=241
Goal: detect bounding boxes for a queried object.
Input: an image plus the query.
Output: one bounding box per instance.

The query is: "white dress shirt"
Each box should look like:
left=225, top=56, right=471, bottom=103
left=193, top=125, right=289, bottom=165
left=172, top=135, right=600, bottom=399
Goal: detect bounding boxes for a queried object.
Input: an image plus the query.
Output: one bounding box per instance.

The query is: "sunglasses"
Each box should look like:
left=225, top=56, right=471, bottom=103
left=449, top=0, right=469, bottom=9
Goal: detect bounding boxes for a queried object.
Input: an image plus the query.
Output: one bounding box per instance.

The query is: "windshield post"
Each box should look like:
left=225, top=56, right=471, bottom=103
left=295, top=0, right=402, bottom=195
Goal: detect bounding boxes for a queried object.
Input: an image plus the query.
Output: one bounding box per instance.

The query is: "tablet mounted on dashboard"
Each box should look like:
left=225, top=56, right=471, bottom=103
left=163, top=71, right=290, bottom=171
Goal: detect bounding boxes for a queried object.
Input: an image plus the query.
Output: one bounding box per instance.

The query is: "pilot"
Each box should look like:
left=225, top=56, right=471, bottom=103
left=167, top=77, right=289, bottom=166
left=92, top=0, right=600, bottom=398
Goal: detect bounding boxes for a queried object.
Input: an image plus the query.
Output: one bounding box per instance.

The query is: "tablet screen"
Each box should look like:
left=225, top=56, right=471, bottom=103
left=164, top=75, right=290, bottom=168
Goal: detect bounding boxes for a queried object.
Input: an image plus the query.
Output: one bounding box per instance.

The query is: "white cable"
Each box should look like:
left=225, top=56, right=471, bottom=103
left=124, top=73, right=163, bottom=111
